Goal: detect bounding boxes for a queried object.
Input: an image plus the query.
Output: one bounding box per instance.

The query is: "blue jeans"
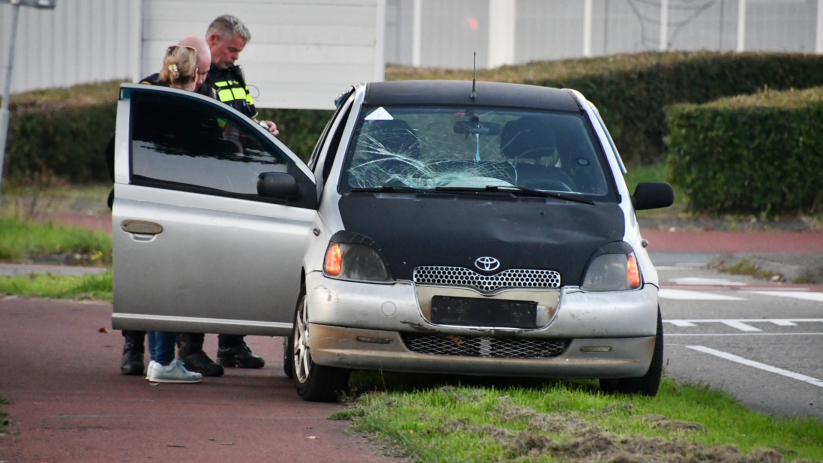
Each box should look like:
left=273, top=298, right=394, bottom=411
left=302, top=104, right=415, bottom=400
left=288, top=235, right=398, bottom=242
left=147, top=331, right=178, bottom=366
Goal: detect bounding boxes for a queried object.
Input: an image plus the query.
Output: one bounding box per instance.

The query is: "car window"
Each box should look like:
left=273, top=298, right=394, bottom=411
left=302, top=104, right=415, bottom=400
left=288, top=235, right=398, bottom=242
left=130, top=92, right=290, bottom=198
left=309, top=90, right=354, bottom=172
left=321, top=104, right=352, bottom=184
left=341, top=106, right=613, bottom=197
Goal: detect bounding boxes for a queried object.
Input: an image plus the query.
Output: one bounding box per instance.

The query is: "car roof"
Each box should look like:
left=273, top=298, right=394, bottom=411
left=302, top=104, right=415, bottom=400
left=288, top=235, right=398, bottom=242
left=363, top=80, right=582, bottom=113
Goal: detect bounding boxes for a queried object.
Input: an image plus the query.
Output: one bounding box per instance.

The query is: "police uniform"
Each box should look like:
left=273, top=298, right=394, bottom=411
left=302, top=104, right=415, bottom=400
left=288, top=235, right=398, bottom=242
left=204, top=64, right=257, bottom=119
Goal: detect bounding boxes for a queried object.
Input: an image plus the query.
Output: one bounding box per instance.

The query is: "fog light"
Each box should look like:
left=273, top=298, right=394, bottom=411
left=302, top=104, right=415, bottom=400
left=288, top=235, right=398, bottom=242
left=356, top=336, right=391, bottom=344
left=580, top=346, right=612, bottom=353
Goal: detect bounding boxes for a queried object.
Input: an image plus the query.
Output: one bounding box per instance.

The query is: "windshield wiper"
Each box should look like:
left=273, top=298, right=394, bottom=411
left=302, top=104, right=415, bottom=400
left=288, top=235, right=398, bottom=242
left=433, top=186, right=512, bottom=196
left=350, top=186, right=427, bottom=194
left=499, top=186, right=595, bottom=205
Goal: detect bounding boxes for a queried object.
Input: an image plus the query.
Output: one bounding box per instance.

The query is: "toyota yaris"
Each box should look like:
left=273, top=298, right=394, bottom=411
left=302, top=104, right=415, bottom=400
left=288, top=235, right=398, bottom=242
left=111, top=80, right=673, bottom=402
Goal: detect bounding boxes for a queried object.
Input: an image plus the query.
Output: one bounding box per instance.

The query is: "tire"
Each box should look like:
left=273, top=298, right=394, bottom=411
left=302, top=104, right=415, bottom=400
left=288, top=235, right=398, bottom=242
left=283, top=336, right=294, bottom=379
left=290, top=290, right=350, bottom=402
left=600, top=307, right=663, bottom=397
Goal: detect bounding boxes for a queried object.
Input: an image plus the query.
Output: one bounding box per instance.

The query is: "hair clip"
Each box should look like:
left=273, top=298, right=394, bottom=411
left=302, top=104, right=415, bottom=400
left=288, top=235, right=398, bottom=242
left=168, top=64, right=178, bottom=73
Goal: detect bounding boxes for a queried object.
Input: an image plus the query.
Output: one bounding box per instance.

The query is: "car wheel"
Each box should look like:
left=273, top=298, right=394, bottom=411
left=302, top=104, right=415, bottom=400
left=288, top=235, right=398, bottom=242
left=600, top=307, right=663, bottom=397
left=283, top=336, right=294, bottom=379
left=291, top=291, right=350, bottom=402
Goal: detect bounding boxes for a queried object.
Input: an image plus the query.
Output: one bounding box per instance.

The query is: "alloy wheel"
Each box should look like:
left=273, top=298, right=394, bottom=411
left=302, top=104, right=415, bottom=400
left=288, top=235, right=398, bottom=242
left=293, top=296, right=311, bottom=383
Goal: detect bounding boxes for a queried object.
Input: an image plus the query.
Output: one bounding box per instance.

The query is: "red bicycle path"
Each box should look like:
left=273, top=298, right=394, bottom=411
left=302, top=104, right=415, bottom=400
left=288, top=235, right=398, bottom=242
left=0, top=298, right=393, bottom=463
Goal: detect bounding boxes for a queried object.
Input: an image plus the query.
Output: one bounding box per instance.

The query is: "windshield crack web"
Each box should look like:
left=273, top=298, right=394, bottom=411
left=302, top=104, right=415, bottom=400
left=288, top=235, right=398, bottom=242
left=348, top=129, right=515, bottom=190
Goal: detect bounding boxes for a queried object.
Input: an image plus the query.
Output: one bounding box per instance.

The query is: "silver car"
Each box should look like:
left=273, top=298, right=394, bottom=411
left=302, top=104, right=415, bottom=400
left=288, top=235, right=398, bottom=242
left=112, top=80, right=673, bottom=402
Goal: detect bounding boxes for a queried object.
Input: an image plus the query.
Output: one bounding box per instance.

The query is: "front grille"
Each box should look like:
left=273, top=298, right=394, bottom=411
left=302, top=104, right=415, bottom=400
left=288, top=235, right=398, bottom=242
left=413, top=266, right=561, bottom=292
left=401, top=333, right=570, bottom=359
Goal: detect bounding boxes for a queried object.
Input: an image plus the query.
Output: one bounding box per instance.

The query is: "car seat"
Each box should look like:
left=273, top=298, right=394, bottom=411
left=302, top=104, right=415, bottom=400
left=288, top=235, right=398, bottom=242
left=500, top=117, right=576, bottom=192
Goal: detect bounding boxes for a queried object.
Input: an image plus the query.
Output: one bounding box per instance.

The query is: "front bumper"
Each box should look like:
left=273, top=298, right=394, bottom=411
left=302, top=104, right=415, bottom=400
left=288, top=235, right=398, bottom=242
left=306, top=271, right=659, bottom=338
left=310, top=324, right=655, bottom=378
left=305, top=271, right=659, bottom=378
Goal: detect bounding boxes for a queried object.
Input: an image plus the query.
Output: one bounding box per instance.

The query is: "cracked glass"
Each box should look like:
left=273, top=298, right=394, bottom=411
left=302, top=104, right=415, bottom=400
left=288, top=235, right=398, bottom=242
left=342, top=106, right=611, bottom=196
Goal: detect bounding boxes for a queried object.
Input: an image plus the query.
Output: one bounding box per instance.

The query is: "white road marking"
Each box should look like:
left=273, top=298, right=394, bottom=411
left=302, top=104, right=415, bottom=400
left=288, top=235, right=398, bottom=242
left=744, top=291, right=823, bottom=302
left=669, top=277, right=747, bottom=286
left=668, top=333, right=823, bottom=337
left=686, top=346, right=823, bottom=388
left=658, top=289, right=746, bottom=301
left=664, top=319, right=823, bottom=331
left=666, top=320, right=697, bottom=327
left=720, top=320, right=761, bottom=332
left=769, top=320, right=798, bottom=326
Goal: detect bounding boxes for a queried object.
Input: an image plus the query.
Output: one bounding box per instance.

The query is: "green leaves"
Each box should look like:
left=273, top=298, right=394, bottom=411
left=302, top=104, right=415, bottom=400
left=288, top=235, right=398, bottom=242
left=666, top=88, right=823, bottom=215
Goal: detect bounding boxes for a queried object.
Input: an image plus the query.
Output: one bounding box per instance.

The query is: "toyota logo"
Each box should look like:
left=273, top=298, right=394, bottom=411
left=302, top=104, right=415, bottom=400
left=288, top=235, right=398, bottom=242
left=475, top=257, right=500, bottom=272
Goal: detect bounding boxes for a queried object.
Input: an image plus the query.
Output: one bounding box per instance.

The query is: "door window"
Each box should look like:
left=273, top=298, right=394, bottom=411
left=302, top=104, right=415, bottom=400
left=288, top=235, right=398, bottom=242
left=130, top=92, right=289, bottom=199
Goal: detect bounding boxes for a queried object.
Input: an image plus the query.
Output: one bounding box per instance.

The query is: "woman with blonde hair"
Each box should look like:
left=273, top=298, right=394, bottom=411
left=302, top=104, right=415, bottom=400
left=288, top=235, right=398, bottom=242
left=156, top=45, right=198, bottom=90
left=142, top=43, right=203, bottom=384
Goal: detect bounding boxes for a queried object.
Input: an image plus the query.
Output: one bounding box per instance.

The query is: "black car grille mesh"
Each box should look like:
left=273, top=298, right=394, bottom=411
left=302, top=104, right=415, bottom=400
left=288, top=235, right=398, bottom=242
left=413, top=266, right=561, bottom=292
left=401, top=333, right=570, bottom=359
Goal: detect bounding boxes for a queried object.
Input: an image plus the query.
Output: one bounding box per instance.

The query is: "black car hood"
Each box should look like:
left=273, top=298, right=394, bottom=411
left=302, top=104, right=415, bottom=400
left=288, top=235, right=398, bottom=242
left=337, top=193, right=625, bottom=286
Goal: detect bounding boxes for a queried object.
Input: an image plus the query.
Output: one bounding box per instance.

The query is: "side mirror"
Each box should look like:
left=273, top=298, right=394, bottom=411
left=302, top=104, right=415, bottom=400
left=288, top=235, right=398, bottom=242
left=632, top=182, right=674, bottom=210
left=258, top=172, right=299, bottom=199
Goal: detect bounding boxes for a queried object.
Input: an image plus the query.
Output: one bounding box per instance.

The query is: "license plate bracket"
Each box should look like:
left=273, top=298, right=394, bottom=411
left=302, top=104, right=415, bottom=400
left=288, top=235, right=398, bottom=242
left=430, top=296, right=538, bottom=328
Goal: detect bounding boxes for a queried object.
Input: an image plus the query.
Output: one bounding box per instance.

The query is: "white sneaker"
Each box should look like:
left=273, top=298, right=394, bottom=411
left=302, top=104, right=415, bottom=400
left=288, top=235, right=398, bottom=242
left=145, top=360, right=158, bottom=380
left=148, top=359, right=203, bottom=383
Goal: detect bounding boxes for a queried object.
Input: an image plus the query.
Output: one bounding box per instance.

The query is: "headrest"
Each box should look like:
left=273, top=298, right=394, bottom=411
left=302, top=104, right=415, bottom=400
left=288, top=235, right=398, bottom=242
left=500, top=117, right=557, bottom=159
left=365, top=120, right=420, bottom=156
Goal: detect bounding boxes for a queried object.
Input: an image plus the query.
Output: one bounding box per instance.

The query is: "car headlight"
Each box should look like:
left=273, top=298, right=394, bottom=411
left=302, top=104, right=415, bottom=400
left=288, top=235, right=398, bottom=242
left=323, top=242, right=392, bottom=282
left=581, top=252, right=642, bottom=291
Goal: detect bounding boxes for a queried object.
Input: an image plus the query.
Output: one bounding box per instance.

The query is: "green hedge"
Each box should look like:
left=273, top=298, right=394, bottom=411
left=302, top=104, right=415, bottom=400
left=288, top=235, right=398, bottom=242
left=1, top=82, right=330, bottom=183
left=4, top=51, right=823, bottom=183
left=391, top=51, right=823, bottom=165
left=666, top=87, right=823, bottom=215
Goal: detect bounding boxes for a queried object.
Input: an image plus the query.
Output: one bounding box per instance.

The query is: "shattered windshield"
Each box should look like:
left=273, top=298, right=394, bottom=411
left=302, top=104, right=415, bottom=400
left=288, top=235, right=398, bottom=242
left=341, top=106, right=613, bottom=197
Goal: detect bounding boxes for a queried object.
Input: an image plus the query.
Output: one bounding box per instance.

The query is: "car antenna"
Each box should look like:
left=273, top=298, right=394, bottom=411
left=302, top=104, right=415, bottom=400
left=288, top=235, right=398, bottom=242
left=470, top=52, right=477, bottom=100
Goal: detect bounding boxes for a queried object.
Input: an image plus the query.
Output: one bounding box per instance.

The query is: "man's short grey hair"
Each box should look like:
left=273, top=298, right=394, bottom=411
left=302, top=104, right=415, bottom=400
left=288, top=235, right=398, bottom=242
left=207, top=15, right=251, bottom=43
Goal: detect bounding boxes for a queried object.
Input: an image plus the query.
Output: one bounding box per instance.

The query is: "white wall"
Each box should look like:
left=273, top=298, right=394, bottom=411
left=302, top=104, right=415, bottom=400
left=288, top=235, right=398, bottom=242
left=385, top=0, right=821, bottom=69
left=0, top=0, right=135, bottom=95
left=140, top=0, right=386, bottom=110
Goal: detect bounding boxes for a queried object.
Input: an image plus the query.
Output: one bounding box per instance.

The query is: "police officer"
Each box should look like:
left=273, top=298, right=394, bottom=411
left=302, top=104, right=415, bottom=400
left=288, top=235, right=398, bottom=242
left=203, top=14, right=278, bottom=135
left=174, top=15, right=273, bottom=376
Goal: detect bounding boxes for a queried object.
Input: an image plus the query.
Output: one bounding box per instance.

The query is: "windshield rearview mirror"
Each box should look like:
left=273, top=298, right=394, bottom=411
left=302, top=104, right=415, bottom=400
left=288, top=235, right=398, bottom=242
left=632, top=182, right=674, bottom=210
left=258, top=172, right=299, bottom=199
left=454, top=120, right=502, bottom=136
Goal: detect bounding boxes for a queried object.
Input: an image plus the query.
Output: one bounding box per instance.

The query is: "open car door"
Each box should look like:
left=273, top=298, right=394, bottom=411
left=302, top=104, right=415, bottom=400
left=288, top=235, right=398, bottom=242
left=111, top=84, right=317, bottom=336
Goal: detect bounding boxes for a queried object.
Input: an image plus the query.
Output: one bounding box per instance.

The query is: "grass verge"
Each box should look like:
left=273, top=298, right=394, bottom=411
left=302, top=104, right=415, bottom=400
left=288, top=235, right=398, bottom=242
left=0, top=216, right=112, bottom=264
left=333, top=374, right=822, bottom=462
left=718, top=259, right=778, bottom=281
left=0, top=271, right=112, bottom=302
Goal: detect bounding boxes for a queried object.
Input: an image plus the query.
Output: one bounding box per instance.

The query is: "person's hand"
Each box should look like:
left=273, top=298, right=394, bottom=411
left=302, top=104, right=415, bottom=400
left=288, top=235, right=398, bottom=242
left=260, top=120, right=279, bottom=136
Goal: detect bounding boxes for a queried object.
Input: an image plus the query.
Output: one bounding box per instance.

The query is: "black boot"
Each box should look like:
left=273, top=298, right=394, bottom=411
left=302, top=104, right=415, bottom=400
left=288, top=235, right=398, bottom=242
left=120, top=330, right=145, bottom=376
left=178, top=333, right=224, bottom=377
left=217, top=336, right=265, bottom=369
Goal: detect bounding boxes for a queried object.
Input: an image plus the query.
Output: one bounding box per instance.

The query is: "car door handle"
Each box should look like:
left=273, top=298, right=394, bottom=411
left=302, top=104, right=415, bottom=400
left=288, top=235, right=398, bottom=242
left=121, top=220, right=163, bottom=235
